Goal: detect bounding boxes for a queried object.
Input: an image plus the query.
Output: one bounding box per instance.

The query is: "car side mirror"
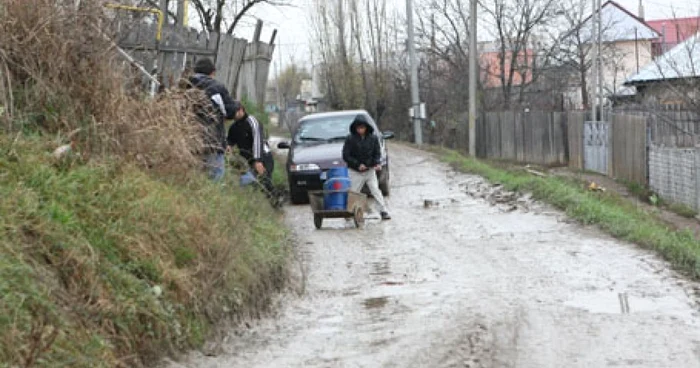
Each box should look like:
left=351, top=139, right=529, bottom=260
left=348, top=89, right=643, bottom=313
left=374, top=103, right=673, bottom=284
left=382, top=131, right=395, bottom=140
left=277, top=141, right=291, bottom=149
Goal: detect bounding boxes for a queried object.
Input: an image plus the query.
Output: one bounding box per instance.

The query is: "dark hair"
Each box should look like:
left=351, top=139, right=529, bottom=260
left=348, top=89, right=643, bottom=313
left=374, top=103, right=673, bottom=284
left=232, top=100, right=244, bottom=113
left=194, top=58, right=216, bottom=75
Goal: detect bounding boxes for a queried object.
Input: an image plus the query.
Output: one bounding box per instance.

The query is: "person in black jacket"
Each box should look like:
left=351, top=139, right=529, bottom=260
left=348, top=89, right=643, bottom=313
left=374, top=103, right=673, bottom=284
left=342, top=115, right=390, bottom=220
left=227, top=102, right=279, bottom=205
left=188, top=58, right=236, bottom=181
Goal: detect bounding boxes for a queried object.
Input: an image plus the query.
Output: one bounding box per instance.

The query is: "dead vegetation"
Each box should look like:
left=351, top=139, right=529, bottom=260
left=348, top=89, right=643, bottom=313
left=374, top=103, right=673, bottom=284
left=0, top=1, right=289, bottom=367
left=0, top=0, right=202, bottom=173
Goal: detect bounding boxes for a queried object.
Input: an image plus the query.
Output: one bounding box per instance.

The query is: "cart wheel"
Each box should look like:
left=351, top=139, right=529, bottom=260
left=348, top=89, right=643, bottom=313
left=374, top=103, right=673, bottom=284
left=314, top=214, right=323, bottom=230
left=353, top=207, right=364, bottom=228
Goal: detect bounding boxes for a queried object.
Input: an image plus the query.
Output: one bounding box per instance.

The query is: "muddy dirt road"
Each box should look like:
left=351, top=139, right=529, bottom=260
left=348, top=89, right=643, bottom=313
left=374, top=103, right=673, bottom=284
left=169, top=145, right=700, bottom=367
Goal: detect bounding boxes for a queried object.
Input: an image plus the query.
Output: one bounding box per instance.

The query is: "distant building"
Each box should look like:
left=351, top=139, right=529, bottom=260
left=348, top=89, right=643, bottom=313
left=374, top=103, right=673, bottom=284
left=647, top=17, right=700, bottom=56
left=574, top=1, right=660, bottom=106
left=625, top=32, right=700, bottom=105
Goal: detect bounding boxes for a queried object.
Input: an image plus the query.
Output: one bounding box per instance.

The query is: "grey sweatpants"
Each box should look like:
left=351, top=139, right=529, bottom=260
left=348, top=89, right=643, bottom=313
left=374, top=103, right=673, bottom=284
left=349, top=169, right=387, bottom=212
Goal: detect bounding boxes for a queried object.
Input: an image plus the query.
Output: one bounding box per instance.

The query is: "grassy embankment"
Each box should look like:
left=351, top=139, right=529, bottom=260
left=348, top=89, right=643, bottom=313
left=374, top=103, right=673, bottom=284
left=0, top=1, right=288, bottom=367
left=0, top=138, right=287, bottom=367
left=438, top=149, right=700, bottom=279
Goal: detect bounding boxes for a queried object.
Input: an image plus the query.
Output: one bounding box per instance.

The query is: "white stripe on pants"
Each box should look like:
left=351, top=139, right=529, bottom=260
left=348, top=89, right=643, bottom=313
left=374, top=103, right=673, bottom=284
left=349, top=169, right=387, bottom=212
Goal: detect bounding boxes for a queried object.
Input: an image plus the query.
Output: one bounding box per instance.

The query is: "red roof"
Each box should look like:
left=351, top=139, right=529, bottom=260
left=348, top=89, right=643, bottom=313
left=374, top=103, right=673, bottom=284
left=647, top=17, right=700, bottom=45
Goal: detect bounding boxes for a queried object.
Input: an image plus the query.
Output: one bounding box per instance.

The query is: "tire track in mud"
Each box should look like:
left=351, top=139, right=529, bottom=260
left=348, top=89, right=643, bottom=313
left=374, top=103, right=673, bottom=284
left=165, top=145, right=700, bottom=368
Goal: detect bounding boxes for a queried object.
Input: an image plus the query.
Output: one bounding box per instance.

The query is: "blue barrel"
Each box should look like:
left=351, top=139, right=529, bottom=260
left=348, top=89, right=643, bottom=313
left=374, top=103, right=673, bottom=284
left=327, top=167, right=349, bottom=179
left=323, top=167, right=351, bottom=210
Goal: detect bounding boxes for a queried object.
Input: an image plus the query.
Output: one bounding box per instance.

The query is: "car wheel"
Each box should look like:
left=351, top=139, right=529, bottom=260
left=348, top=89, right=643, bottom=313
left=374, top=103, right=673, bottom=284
left=289, top=183, right=308, bottom=204
left=379, top=167, right=390, bottom=197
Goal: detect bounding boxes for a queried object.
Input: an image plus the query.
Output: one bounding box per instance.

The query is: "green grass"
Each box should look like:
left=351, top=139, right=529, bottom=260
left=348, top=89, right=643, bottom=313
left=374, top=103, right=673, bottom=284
left=438, top=149, right=700, bottom=279
left=0, top=135, right=288, bottom=367
left=621, top=180, right=699, bottom=219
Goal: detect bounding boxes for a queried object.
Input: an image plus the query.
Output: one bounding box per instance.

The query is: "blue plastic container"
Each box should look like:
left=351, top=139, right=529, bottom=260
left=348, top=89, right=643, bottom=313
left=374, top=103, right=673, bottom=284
left=327, top=167, right=349, bottom=179
left=323, top=166, right=351, bottom=210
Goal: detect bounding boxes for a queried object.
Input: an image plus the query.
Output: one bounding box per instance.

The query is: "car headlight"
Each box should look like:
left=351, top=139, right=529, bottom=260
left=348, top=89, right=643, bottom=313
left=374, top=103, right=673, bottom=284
left=290, top=163, right=321, bottom=172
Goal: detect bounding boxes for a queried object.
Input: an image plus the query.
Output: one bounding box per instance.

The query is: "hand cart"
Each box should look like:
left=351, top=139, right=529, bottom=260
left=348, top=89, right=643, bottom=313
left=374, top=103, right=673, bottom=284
left=308, top=190, right=367, bottom=229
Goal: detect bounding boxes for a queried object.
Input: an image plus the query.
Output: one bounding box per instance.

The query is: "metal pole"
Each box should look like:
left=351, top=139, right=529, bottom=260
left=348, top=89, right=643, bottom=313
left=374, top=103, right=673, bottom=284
left=468, top=0, right=477, bottom=156
left=597, top=0, right=604, bottom=120
left=406, top=0, right=423, bottom=145
left=590, top=0, right=597, bottom=121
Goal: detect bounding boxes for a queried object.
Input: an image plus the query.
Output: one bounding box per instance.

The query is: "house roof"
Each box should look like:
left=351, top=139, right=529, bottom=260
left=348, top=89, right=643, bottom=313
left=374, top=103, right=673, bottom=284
left=647, top=17, right=700, bottom=45
left=625, top=32, right=700, bottom=85
left=578, top=1, right=660, bottom=43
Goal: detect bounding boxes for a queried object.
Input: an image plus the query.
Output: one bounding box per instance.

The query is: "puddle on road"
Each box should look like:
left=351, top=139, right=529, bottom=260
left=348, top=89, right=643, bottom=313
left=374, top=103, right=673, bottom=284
left=564, top=291, right=693, bottom=317
left=363, top=296, right=389, bottom=310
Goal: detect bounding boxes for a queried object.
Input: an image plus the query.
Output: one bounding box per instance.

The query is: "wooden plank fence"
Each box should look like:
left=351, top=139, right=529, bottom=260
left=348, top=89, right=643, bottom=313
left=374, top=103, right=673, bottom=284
left=567, top=112, right=586, bottom=170
left=477, top=111, right=567, bottom=166
left=611, top=114, right=648, bottom=185
left=111, top=16, right=274, bottom=105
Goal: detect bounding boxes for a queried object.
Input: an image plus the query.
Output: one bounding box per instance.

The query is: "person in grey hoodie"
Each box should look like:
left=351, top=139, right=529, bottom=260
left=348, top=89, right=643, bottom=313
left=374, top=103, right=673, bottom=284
left=188, top=58, right=236, bottom=181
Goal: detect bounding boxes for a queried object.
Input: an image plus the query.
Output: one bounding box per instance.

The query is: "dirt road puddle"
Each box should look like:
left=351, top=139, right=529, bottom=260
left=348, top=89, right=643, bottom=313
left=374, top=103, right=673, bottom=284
left=564, top=290, right=695, bottom=317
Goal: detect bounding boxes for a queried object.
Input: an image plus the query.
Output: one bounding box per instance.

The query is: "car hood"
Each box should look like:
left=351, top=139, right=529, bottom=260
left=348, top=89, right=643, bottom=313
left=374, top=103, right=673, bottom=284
left=292, top=142, right=345, bottom=168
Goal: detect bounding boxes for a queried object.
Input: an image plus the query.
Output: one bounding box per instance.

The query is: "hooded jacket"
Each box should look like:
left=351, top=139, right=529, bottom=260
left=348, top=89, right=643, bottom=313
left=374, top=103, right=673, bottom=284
left=227, top=112, right=271, bottom=165
left=188, top=73, right=236, bottom=154
left=342, top=115, right=381, bottom=171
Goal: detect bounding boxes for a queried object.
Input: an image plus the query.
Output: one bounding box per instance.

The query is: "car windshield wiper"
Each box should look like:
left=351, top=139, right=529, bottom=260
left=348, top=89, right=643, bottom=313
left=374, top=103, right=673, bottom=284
left=327, top=136, right=348, bottom=141
left=299, top=137, right=327, bottom=142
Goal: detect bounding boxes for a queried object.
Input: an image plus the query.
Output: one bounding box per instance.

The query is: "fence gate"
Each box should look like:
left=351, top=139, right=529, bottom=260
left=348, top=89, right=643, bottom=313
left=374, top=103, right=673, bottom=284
left=584, top=121, right=610, bottom=174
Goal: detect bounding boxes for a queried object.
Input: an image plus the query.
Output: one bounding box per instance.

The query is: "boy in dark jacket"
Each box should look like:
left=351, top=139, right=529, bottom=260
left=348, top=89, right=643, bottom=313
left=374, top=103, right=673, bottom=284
left=342, top=115, right=390, bottom=220
left=227, top=102, right=279, bottom=206
left=188, top=58, right=236, bottom=181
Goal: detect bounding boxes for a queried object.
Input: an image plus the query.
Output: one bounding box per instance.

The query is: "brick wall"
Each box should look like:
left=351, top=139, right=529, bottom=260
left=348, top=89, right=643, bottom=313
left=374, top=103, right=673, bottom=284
left=648, top=146, right=700, bottom=210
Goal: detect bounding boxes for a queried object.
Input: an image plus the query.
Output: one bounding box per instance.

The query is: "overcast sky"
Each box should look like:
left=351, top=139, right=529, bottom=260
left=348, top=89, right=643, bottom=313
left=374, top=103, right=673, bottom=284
left=232, top=0, right=700, bottom=74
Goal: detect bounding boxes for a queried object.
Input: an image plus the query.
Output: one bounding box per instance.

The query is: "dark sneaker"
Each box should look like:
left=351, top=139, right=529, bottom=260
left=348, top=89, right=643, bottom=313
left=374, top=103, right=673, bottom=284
left=380, top=211, right=391, bottom=220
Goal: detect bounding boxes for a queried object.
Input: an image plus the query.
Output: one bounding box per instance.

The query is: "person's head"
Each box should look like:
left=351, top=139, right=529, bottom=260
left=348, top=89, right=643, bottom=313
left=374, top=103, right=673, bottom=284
left=233, top=101, right=246, bottom=120
left=194, top=58, right=216, bottom=77
left=352, top=115, right=370, bottom=136
left=355, top=123, right=368, bottom=136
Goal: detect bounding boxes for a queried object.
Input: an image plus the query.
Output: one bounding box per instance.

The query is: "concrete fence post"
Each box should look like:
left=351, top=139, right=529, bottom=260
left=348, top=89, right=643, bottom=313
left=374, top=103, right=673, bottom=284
left=695, top=148, right=700, bottom=212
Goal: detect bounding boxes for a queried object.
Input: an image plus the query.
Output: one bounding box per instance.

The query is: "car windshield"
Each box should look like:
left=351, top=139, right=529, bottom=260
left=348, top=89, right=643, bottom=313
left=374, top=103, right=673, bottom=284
left=295, top=116, right=357, bottom=143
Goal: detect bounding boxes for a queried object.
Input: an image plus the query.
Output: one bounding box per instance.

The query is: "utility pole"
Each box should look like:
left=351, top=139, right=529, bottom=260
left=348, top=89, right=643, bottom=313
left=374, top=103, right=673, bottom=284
left=406, top=0, right=423, bottom=145
left=468, top=0, right=477, bottom=156
left=597, top=0, right=604, bottom=120
left=590, top=0, right=598, bottom=121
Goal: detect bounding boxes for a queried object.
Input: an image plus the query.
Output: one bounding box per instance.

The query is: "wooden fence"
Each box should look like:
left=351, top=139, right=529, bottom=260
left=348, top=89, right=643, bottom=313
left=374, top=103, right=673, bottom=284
left=567, top=112, right=587, bottom=170
left=611, top=114, right=648, bottom=184
left=113, top=17, right=274, bottom=104
left=476, top=111, right=567, bottom=166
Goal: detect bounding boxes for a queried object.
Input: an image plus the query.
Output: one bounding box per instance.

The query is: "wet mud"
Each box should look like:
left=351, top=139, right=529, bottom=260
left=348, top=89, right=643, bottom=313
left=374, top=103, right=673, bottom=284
left=165, top=145, right=700, bottom=368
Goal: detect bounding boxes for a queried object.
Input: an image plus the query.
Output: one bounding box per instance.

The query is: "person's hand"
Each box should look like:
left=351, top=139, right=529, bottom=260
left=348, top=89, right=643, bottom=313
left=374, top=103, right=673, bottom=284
left=374, top=165, right=382, bottom=172
left=359, top=164, right=368, bottom=172
left=254, top=161, right=266, bottom=175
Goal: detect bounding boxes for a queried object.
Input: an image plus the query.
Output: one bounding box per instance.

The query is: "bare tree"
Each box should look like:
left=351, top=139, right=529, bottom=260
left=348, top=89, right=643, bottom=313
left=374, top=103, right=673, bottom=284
left=480, top=0, right=560, bottom=109
left=310, top=0, right=401, bottom=119
left=275, top=63, right=311, bottom=105
left=138, top=0, right=290, bottom=33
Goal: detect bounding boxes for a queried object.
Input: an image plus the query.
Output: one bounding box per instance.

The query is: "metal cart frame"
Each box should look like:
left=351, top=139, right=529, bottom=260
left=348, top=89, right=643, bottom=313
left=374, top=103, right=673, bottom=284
left=308, top=190, right=367, bottom=229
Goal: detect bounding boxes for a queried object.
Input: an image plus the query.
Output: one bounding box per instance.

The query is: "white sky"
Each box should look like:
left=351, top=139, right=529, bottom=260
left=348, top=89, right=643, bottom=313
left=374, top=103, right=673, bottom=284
left=231, top=0, right=699, bottom=75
